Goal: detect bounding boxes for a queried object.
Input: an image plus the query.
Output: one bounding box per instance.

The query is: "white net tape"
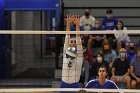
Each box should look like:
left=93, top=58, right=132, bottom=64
left=0, top=30, right=140, bottom=34
left=0, top=88, right=140, bottom=93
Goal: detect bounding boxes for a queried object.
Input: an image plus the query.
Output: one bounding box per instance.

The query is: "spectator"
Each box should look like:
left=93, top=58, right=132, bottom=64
left=102, top=43, right=117, bottom=68
left=82, top=43, right=93, bottom=81
left=85, top=65, right=118, bottom=90
left=91, top=52, right=109, bottom=79
left=80, top=9, right=95, bottom=31
left=83, top=43, right=94, bottom=65
left=127, top=42, right=136, bottom=62
left=130, top=49, right=140, bottom=89
left=102, top=9, right=118, bottom=49
left=114, top=20, right=130, bottom=50
left=102, top=9, right=118, bottom=30
left=80, top=9, right=96, bottom=45
left=88, top=19, right=106, bottom=50
left=111, top=48, right=131, bottom=89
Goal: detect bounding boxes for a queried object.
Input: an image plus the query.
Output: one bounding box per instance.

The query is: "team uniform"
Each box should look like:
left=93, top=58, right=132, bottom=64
left=60, top=35, right=83, bottom=88
left=85, top=79, right=118, bottom=93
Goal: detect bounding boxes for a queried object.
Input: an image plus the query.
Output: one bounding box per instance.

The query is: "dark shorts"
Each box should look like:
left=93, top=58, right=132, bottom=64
left=60, top=81, right=80, bottom=93
left=130, top=75, right=140, bottom=81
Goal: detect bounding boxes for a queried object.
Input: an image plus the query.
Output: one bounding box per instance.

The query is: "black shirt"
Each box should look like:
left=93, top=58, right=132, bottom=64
left=91, top=60, right=109, bottom=78
left=113, top=58, right=130, bottom=76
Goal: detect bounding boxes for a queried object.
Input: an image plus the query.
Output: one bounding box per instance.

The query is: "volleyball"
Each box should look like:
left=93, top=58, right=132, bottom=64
left=66, top=47, right=77, bottom=59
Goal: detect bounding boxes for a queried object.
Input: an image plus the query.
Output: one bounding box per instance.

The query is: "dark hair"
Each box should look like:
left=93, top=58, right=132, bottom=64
left=82, top=43, right=87, bottom=47
left=106, top=9, right=113, bottom=14
left=98, top=65, right=107, bottom=72
left=97, top=52, right=104, bottom=61
left=116, top=20, right=124, bottom=30
left=102, top=43, right=112, bottom=53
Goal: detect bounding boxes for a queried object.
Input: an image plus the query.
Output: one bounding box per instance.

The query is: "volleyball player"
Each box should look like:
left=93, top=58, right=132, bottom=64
left=85, top=65, right=118, bottom=93
left=60, top=15, right=83, bottom=92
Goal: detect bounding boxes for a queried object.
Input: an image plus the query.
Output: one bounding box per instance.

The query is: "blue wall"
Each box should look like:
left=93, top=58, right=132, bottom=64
left=5, top=0, right=60, bottom=10
left=0, top=0, right=61, bottom=78
left=0, top=0, right=4, bottom=29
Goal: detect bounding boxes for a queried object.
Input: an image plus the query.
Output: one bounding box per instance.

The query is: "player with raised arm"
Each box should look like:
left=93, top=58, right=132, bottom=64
left=60, top=15, right=83, bottom=92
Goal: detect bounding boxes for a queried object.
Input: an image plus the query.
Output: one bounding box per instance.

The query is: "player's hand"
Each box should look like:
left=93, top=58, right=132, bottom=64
left=73, top=15, right=80, bottom=25
left=65, top=15, right=74, bottom=25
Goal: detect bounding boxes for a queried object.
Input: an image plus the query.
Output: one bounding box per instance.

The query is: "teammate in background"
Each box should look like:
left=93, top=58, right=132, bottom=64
left=85, top=65, right=118, bottom=93
left=60, top=15, right=83, bottom=92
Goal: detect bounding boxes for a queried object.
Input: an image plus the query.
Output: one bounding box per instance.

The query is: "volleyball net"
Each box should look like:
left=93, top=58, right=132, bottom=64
left=0, top=30, right=140, bottom=90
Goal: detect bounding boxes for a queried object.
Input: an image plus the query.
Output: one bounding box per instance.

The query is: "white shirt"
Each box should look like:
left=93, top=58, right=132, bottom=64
left=62, top=35, right=83, bottom=84
left=80, top=15, right=95, bottom=31
left=114, top=27, right=130, bottom=42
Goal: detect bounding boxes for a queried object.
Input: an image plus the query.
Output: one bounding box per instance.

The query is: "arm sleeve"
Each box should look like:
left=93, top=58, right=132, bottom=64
left=76, top=36, right=83, bottom=65
left=123, top=27, right=131, bottom=42
left=63, top=35, right=69, bottom=55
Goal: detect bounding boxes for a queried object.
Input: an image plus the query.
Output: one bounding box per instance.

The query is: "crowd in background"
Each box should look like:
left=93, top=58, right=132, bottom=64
left=70, top=9, right=140, bottom=89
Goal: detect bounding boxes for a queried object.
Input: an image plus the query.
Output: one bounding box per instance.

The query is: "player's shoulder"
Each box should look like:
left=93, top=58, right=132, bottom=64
left=106, top=79, right=117, bottom=85
left=88, top=79, right=98, bottom=84
left=106, top=79, right=119, bottom=89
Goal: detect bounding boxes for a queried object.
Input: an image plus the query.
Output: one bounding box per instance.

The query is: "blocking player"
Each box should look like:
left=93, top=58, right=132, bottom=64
left=60, top=15, right=83, bottom=92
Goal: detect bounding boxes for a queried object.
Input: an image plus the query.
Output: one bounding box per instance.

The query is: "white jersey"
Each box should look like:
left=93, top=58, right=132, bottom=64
left=62, top=35, right=83, bottom=84
left=80, top=15, right=95, bottom=31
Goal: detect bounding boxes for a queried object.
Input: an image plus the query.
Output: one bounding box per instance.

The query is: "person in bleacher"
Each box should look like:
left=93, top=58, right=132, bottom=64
left=127, top=42, right=136, bottom=62
left=88, top=19, right=106, bottom=50
left=114, top=20, right=130, bottom=50
left=102, top=9, right=118, bottom=49
left=130, top=49, right=140, bottom=89
left=80, top=9, right=96, bottom=45
left=102, top=43, right=117, bottom=69
left=111, top=48, right=131, bottom=89
left=90, top=52, right=109, bottom=80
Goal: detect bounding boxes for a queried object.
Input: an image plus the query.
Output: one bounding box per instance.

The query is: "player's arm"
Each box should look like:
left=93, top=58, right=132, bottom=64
left=63, top=15, right=71, bottom=53
left=75, top=15, right=83, bottom=58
